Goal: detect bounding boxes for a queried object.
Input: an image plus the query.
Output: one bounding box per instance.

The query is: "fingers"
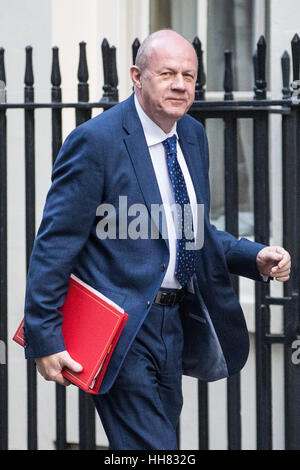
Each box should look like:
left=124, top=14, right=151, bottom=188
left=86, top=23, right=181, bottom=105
left=35, top=351, right=83, bottom=387
left=278, top=253, right=291, bottom=270
left=273, top=267, right=291, bottom=282
left=36, top=361, right=71, bottom=386
left=269, top=258, right=291, bottom=282
left=60, top=353, right=83, bottom=374
left=44, top=370, right=72, bottom=387
left=265, top=246, right=284, bottom=262
left=276, top=274, right=290, bottom=282
left=258, top=246, right=291, bottom=282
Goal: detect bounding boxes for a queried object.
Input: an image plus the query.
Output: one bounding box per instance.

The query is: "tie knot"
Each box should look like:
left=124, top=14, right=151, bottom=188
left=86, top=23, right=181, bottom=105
left=162, top=134, right=177, bottom=156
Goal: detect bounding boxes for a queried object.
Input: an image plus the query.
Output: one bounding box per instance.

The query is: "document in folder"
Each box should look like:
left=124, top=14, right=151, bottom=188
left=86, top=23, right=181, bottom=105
left=13, top=274, right=128, bottom=394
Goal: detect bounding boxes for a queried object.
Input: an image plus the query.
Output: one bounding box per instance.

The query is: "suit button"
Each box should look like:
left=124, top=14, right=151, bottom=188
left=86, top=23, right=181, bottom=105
left=161, top=264, right=166, bottom=272
left=147, top=301, right=150, bottom=307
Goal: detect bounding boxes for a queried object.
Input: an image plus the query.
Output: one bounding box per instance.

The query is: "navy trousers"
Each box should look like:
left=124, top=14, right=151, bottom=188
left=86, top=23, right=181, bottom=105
left=92, top=302, right=184, bottom=450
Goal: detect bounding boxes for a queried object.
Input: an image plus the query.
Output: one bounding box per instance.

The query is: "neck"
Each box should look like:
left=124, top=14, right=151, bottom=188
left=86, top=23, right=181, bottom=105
left=135, top=93, right=176, bottom=134
left=155, top=118, right=175, bottom=134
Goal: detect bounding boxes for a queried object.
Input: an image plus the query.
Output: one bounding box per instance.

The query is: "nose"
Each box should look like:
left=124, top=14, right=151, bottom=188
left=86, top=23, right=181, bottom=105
left=171, top=73, right=186, bottom=90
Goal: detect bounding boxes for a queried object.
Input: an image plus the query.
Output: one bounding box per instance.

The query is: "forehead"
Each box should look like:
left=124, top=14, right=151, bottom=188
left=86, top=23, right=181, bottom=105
left=146, top=39, right=197, bottom=72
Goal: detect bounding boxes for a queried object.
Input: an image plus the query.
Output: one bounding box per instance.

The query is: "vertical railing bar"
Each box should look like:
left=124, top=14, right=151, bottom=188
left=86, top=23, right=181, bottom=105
left=24, top=45, right=38, bottom=450
left=76, top=41, right=96, bottom=451
left=282, top=105, right=300, bottom=449
left=282, top=39, right=300, bottom=449
left=197, top=114, right=209, bottom=451
left=252, top=35, right=272, bottom=450
left=51, top=46, right=62, bottom=166
left=176, top=421, right=180, bottom=450
left=254, top=111, right=272, bottom=450
left=0, top=47, right=8, bottom=450
left=223, top=48, right=241, bottom=449
left=51, top=45, right=67, bottom=450
left=198, top=381, right=209, bottom=450
left=223, top=49, right=241, bottom=447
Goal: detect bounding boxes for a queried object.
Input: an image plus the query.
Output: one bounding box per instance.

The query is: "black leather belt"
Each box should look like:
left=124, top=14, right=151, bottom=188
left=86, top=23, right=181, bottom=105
left=154, top=288, right=186, bottom=307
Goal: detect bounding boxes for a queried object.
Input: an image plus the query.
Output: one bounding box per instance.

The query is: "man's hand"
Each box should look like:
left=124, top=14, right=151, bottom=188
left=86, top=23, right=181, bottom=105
left=256, top=246, right=291, bottom=282
left=35, top=350, right=83, bottom=386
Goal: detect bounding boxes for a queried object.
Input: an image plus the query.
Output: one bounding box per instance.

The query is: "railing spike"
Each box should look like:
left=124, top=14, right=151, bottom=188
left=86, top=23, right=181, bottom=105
left=224, top=50, right=234, bottom=100
left=110, top=46, right=118, bottom=90
left=281, top=50, right=291, bottom=99
left=291, top=33, right=300, bottom=81
left=0, top=48, right=6, bottom=85
left=101, top=39, right=118, bottom=102
left=192, top=36, right=206, bottom=100
left=257, top=35, right=266, bottom=80
left=0, top=48, right=6, bottom=103
left=51, top=46, right=61, bottom=87
left=132, top=38, right=141, bottom=65
left=101, top=38, right=110, bottom=88
left=253, top=36, right=267, bottom=100
left=77, top=42, right=89, bottom=103
left=24, top=46, right=34, bottom=87
left=78, top=41, right=89, bottom=84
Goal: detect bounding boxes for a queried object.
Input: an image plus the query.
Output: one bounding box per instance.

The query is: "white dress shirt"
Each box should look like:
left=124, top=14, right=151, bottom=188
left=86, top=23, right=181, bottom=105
left=134, top=95, right=198, bottom=289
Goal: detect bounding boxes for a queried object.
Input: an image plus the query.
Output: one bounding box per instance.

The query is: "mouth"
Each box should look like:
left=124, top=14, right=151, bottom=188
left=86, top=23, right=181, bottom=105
left=166, top=98, right=187, bottom=103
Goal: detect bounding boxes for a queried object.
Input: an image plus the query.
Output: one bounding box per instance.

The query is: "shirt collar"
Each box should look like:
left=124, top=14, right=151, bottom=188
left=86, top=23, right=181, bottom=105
left=134, top=94, right=178, bottom=147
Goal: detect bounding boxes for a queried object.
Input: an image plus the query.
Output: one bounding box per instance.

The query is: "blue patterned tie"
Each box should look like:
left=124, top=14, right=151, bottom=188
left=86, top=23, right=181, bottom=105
left=162, top=134, right=196, bottom=287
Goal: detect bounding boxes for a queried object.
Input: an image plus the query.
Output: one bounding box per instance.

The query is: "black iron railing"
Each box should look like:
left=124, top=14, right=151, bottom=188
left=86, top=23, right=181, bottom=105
left=0, top=33, right=300, bottom=450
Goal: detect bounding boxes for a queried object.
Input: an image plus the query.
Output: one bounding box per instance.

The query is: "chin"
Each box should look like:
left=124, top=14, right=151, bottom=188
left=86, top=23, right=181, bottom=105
left=169, top=110, right=186, bottom=121
left=167, top=103, right=190, bottom=117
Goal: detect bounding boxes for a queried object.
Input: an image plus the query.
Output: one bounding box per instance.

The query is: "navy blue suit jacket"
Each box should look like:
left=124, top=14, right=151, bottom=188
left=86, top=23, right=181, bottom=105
left=24, top=94, right=266, bottom=393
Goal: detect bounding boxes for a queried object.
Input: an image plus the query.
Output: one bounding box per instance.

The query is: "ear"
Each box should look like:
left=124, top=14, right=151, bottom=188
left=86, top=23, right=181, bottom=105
left=130, top=65, right=142, bottom=89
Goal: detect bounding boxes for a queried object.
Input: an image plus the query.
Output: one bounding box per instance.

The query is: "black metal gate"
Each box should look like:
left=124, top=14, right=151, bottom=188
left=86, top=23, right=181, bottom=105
left=0, top=33, right=300, bottom=450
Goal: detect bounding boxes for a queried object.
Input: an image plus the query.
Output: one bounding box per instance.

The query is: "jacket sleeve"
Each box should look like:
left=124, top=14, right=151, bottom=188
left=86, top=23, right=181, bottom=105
left=211, top=226, right=268, bottom=282
left=23, top=125, right=104, bottom=358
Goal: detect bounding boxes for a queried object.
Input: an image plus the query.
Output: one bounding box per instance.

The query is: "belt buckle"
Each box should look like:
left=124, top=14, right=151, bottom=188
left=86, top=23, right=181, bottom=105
left=158, top=291, right=178, bottom=306
left=168, top=292, right=177, bottom=307
left=155, top=291, right=171, bottom=306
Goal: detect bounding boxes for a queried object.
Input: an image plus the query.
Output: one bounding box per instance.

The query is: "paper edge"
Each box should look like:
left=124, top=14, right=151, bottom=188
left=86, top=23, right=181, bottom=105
left=70, top=274, right=124, bottom=313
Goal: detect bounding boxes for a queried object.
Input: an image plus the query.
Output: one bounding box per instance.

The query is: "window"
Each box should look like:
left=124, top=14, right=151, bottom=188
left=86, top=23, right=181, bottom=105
left=206, top=0, right=270, bottom=234
left=149, top=0, right=270, bottom=236
left=149, top=0, right=198, bottom=41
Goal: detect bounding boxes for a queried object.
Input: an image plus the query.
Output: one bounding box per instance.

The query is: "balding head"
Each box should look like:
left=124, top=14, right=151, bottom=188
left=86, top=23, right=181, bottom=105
left=135, top=29, right=198, bottom=73
left=130, top=29, right=198, bottom=133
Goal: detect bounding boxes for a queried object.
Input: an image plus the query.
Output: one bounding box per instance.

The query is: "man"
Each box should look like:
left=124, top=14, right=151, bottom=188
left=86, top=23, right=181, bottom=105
left=24, top=30, right=291, bottom=449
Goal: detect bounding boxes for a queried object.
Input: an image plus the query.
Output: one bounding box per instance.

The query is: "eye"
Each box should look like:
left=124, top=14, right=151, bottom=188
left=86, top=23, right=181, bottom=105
left=160, top=71, right=173, bottom=78
left=183, top=73, right=195, bottom=81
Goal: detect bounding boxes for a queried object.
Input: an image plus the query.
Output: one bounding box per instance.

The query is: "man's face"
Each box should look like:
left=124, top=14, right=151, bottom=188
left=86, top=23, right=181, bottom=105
left=133, top=36, right=198, bottom=132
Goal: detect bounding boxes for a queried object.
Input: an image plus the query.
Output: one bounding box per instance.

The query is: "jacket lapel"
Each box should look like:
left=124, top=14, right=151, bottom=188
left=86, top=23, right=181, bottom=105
left=122, top=96, right=207, bottom=251
left=122, top=96, right=169, bottom=248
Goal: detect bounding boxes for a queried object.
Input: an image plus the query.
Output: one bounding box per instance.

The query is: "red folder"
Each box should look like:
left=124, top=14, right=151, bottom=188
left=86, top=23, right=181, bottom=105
left=13, top=275, right=128, bottom=394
